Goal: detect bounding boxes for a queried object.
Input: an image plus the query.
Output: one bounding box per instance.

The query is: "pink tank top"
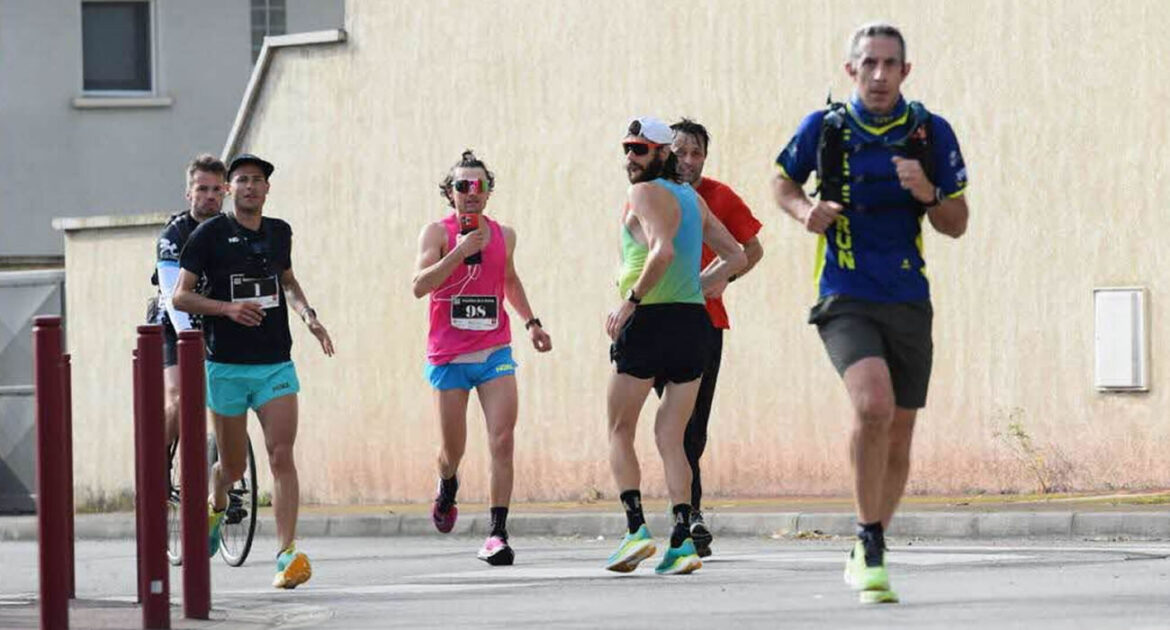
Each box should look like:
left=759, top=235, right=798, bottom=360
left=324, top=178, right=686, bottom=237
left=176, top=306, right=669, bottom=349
left=426, top=213, right=511, bottom=364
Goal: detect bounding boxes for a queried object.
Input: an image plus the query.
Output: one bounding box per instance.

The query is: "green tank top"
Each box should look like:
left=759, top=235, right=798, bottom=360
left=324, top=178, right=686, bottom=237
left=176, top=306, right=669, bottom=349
left=617, top=179, right=704, bottom=305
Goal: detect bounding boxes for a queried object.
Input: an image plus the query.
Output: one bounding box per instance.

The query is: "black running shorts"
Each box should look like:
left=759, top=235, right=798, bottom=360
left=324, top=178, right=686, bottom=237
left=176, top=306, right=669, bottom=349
left=808, top=295, right=933, bottom=409
left=611, top=303, right=710, bottom=384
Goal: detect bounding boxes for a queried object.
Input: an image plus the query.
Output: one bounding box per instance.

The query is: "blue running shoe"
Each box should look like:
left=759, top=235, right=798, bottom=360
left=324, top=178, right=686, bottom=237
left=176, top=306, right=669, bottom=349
left=654, top=538, right=702, bottom=575
left=208, top=505, right=225, bottom=558
left=273, top=544, right=312, bottom=589
left=604, top=525, right=656, bottom=573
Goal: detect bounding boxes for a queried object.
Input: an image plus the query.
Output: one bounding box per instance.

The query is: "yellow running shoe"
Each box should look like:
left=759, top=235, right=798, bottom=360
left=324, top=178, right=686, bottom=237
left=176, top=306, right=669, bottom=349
left=844, top=539, right=898, bottom=604
left=273, top=544, right=312, bottom=589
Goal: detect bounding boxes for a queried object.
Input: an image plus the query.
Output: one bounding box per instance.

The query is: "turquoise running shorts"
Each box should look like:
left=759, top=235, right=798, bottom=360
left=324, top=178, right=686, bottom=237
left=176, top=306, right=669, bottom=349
left=205, top=360, right=300, bottom=416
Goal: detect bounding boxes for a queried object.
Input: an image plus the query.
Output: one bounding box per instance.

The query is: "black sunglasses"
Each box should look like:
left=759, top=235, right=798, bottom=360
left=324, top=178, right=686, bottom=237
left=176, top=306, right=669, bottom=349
left=622, top=142, right=653, bottom=156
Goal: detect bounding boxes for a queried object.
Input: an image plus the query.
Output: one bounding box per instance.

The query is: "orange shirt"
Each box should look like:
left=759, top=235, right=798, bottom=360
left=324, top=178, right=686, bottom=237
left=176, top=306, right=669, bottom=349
left=696, top=177, right=762, bottom=329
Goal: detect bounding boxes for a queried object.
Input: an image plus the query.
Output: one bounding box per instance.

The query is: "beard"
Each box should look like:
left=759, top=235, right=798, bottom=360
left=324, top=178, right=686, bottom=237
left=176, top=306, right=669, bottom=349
left=626, top=153, right=665, bottom=184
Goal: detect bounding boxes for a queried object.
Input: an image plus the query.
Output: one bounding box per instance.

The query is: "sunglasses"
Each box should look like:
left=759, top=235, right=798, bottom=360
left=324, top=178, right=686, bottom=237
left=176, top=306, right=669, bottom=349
left=622, top=142, right=656, bottom=157
left=452, top=178, right=490, bottom=194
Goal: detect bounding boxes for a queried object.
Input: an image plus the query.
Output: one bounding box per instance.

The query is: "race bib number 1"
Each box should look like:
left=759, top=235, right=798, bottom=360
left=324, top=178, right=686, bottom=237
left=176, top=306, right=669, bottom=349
left=230, top=274, right=280, bottom=310
left=450, top=295, right=499, bottom=331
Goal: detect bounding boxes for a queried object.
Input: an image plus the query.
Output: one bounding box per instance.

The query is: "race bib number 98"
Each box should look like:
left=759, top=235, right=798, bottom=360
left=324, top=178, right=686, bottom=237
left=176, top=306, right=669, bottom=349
left=450, top=295, right=499, bottom=331
left=230, top=274, right=280, bottom=310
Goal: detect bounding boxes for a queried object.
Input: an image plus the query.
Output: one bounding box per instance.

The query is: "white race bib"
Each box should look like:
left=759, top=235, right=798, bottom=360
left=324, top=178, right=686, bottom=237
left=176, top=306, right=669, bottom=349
left=450, top=295, right=499, bottom=331
left=230, top=274, right=280, bottom=310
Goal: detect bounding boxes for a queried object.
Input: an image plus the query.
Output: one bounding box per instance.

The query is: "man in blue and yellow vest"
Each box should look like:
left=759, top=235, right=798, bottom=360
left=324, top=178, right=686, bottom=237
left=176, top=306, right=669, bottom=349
left=772, top=22, right=969, bottom=604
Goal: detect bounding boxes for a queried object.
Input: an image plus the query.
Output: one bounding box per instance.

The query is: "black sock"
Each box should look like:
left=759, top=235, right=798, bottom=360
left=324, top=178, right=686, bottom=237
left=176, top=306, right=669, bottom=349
left=619, top=490, right=645, bottom=534
left=439, top=475, right=458, bottom=507
left=670, top=503, right=692, bottom=548
left=856, top=521, right=885, bottom=567
left=490, top=506, right=509, bottom=539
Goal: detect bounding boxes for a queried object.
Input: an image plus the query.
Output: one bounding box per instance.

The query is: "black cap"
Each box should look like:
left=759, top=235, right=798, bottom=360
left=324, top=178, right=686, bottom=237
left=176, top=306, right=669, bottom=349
left=227, top=153, right=275, bottom=179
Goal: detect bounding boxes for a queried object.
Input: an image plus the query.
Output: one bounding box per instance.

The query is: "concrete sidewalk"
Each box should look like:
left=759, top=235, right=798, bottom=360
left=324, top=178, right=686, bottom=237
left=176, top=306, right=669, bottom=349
left=3, top=492, right=1169, bottom=542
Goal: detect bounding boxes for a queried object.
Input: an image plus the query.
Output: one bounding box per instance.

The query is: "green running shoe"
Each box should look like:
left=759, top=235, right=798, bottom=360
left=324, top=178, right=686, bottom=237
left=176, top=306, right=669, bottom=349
left=654, top=538, right=702, bottom=575
left=273, top=544, right=312, bottom=589
left=605, top=524, right=656, bottom=573
left=207, top=504, right=226, bottom=558
left=844, top=540, right=898, bottom=603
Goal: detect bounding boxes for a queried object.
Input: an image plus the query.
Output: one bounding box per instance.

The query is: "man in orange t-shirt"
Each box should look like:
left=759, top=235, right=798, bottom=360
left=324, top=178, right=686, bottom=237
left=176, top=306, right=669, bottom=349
left=661, top=118, right=764, bottom=557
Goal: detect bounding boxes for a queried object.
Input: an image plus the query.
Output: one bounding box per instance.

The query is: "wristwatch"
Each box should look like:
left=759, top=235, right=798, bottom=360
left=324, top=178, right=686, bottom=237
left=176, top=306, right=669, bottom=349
left=301, top=307, right=317, bottom=322
left=525, top=317, right=542, bottom=330
left=625, top=289, right=641, bottom=305
left=921, top=187, right=943, bottom=208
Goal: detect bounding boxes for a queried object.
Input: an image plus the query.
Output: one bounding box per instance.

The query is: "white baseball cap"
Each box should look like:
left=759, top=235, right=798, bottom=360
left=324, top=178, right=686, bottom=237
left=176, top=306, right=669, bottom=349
left=625, top=116, right=674, bottom=145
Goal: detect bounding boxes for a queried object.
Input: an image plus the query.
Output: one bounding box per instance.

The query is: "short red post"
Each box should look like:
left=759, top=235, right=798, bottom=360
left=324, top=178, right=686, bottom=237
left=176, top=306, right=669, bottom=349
left=177, top=329, right=210, bottom=619
left=135, top=326, right=170, bottom=629
left=132, top=349, right=144, bottom=604
left=61, top=353, right=76, bottom=600
left=34, top=316, right=68, bottom=630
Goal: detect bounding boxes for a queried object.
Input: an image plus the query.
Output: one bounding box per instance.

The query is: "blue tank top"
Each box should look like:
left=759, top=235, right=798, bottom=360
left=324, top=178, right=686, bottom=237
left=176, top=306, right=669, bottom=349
left=617, top=178, right=704, bottom=305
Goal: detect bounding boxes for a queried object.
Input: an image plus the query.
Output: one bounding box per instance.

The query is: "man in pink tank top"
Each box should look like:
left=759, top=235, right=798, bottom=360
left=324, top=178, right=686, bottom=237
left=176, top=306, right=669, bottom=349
left=411, top=150, right=552, bottom=566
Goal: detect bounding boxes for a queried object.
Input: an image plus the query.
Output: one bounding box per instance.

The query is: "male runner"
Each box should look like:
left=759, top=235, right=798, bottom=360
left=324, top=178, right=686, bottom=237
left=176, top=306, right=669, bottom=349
left=173, top=153, right=335, bottom=589
left=666, top=119, right=764, bottom=557
left=151, top=154, right=226, bottom=449
left=772, top=23, right=969, bottom=602
left=412, top=150, right=552, bottom=566
left=604, top=116, right=746, bottom=575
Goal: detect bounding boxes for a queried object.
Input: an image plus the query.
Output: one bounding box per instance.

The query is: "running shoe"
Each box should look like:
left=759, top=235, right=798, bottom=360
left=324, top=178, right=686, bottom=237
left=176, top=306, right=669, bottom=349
left=604, top=524, right=657, bottom=573
left=654, top=538, right=702, bottom=575
left=690, top=511, right=713, bottom=558
left=844, top=539, right=898, bottom=603
left=272, top=545, right=312, bottom=589
left=207, top=504, right=225, bottom=558
left=477, top=535, right=515, bottom=566
left=431, top=478, right=458, bottom=533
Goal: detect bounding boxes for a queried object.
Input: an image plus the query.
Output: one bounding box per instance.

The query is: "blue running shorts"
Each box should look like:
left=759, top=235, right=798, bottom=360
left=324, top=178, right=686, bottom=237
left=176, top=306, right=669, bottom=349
left=424, top=346, right=517, bottom=391
left=205, top=360, right=300, bottom=416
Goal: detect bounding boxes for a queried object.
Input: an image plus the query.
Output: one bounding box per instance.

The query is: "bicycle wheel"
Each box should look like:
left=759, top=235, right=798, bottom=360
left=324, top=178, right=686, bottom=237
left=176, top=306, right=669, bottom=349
left=166, top=440, right=183, bottom=566
left=219, top=435, right=258, bottom=567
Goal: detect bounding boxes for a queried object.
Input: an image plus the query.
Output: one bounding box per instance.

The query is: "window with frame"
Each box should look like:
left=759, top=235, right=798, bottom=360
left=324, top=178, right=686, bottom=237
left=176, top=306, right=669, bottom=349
left=81, top=0, right=153, bottom=92
left=251, top=0, right=287, bottom=63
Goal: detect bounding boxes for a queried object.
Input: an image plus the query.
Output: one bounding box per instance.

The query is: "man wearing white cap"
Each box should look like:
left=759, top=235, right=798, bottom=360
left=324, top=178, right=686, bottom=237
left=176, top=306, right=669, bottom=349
left=603, top=116, right=746, bottom=575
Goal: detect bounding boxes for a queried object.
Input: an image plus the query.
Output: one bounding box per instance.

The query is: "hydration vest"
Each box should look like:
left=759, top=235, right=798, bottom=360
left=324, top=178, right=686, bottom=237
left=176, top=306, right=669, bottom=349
left=816, top=100, right=933, bottom=207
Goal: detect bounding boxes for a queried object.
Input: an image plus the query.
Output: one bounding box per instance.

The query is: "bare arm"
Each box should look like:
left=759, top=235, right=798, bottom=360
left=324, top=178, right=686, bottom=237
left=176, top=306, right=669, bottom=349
left=172, top=269, right=264, bottom=327
left=626, top=184, right=678, bottom=299
left=927, top=195, right=968, bottom=238
left=411, top=221, right=486, bottom=298
left=501, top=226, right=551, bottom=352
left=740, top=237, right=764, bottom=275
left=280, top=266, right=334, bottom=356
left=772, top=173, right=841, bottom=234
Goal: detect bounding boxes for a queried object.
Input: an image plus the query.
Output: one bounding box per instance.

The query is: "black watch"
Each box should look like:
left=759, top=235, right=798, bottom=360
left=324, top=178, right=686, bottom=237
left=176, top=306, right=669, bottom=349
left=625, top=289, right=642, bottom=305
left=525, top=317, right=542, bottom=330
left=301, top=307, right=317, bottom=322
left=921, top=188, right=942, bottom=208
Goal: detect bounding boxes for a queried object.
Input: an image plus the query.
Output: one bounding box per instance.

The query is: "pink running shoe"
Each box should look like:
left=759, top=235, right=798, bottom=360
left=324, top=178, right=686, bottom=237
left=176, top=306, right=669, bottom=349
left=477, top=535, right=514, bottom=566
left=431, top=495, right=458, bottom=533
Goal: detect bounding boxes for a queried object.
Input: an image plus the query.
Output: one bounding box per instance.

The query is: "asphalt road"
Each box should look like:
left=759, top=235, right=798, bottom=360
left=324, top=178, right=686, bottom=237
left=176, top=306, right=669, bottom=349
left=2, top=534, right=1169, bottom=629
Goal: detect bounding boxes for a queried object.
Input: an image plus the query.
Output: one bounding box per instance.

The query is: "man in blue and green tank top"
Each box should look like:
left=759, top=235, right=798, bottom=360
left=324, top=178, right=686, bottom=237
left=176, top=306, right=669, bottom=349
left=773, top=23, right=970, bottom=604
left=602, top=116, right=747, bottom=576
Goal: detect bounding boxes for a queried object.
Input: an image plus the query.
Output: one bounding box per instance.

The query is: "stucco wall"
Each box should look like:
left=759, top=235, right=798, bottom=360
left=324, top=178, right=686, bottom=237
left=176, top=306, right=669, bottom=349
left=62, top=220, right=164, bottom=505
left=63, top=0, right=1170, bottom=504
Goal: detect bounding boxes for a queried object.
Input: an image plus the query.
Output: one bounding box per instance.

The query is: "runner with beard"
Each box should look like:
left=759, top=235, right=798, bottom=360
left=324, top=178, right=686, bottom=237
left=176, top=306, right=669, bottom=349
left=603, top=116, right=746, bottom=576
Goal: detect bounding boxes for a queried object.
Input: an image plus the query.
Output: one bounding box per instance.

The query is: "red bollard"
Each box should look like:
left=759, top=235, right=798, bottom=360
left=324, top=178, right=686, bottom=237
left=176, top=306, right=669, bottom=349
left=34, top=316, right=68, bottom=630
left=132, top=349, right=144, bottom=605
left=61, top=353, right=75, bottom=600
left=178, top=329, right=210, bottom=619
left=135, top=326, right=170, bottom=629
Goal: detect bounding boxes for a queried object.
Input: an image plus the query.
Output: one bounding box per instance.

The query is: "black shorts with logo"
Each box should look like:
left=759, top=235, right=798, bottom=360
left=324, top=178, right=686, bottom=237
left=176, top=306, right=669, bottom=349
left=611, top=303, right=710, bottom=384
left=808, top=295, right=933, bottom=409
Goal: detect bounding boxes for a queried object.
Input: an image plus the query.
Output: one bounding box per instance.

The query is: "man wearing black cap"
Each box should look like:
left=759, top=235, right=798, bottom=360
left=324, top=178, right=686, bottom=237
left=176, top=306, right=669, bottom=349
left=173, top=153, right=334, bottom=589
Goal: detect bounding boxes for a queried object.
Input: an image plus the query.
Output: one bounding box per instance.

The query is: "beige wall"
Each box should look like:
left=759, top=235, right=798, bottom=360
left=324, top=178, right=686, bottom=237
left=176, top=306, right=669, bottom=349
left=62, top=221, right=164, bottom=505
left=64, top=0, right=1170, bottom=504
